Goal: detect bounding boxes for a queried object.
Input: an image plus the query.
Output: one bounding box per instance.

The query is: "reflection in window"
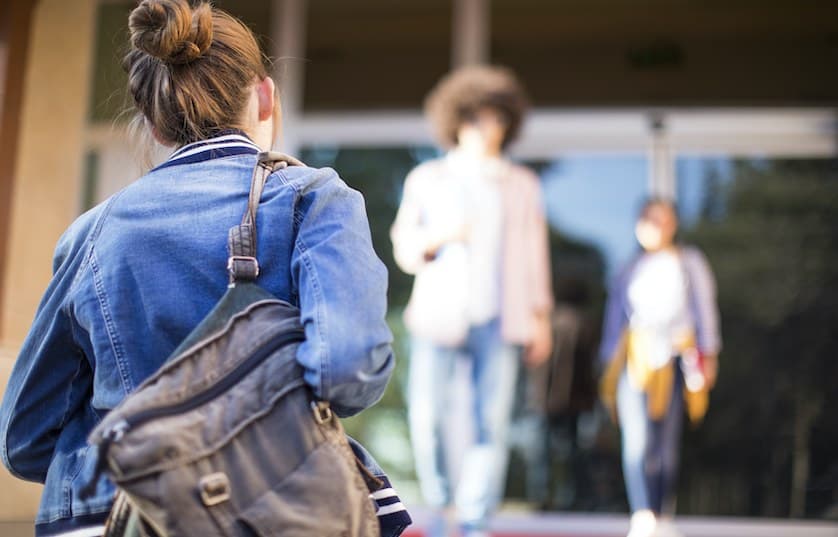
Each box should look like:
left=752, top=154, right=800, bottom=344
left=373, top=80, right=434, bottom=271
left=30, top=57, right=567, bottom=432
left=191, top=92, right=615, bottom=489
left=296, top=148, right=838, bottom=519
left=536, top=156, right=648, bottom=277
left=299, top=147, right=649, bottom=510
left=676, top=157, right=838, bottom=518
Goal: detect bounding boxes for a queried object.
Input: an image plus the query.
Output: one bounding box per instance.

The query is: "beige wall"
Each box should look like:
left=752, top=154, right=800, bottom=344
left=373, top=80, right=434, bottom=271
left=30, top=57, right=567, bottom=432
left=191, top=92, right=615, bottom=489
left=0, top=0, right=95, bottom=521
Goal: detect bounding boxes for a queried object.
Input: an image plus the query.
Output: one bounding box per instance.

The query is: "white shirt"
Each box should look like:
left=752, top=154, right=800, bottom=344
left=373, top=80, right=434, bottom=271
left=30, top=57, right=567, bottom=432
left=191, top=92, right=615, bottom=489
left=446, top=150, right=504, bottom=325
left=627, top=249, right=694, bottom=367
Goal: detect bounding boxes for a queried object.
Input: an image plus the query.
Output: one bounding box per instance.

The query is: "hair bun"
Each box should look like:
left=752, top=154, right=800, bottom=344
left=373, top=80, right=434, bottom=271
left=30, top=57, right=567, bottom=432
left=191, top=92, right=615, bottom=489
left=129, top=0, right=212, bottom=65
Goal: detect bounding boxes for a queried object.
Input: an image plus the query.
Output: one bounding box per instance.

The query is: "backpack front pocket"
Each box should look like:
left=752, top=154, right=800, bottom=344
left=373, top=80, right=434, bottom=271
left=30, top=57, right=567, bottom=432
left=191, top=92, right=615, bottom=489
left=238, top=439, right=379, bottom=537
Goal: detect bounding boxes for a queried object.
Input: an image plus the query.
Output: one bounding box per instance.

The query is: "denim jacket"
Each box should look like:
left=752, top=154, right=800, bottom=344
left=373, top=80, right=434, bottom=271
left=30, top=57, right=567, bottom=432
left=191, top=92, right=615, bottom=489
left=0, top=133, right=398, bottom=535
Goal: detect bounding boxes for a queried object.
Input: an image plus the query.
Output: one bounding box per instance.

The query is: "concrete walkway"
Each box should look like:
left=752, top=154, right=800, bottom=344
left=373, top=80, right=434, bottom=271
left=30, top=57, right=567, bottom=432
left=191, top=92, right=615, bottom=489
left=4, top=513, right=837, bottom=537
left=401, top=511, right=838, bottom=537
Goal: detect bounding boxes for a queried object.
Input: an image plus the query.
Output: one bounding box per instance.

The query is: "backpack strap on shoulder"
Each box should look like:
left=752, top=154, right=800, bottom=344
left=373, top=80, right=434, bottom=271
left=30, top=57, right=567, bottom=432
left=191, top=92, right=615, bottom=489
left=227, top=151, right=305, bottom=285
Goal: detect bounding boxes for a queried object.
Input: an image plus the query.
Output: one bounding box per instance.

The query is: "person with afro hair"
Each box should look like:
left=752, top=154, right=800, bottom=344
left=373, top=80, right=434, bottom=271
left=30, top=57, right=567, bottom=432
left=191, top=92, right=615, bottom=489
left=391, top=65, right=554, bottom=537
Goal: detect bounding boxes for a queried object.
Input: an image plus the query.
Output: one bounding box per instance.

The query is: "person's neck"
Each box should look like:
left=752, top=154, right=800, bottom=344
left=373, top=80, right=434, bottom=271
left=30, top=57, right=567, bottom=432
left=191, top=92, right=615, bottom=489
left=645, top=243, right=677, bottom=254
left=455, top=143, right=502, bottom=160
left=245, top=123, right=274, bottom=152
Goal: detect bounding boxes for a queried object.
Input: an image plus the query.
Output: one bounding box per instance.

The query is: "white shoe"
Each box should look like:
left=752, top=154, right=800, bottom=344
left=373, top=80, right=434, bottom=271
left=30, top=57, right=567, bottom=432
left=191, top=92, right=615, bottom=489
left=654, top=518, right=684, bottom=537
left=627, top=510, right=657, bottom=537
left=460, top=522, right=489, bottom=537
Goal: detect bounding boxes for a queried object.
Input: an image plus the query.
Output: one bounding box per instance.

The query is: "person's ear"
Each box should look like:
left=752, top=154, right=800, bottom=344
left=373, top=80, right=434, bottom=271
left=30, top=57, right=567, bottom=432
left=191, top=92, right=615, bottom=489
left=256, top=76, right=276, bottom=123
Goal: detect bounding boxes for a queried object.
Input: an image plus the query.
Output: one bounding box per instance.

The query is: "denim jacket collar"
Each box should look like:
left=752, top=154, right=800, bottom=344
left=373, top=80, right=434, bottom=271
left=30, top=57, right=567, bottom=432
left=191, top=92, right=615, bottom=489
left=154, top=130, right=261, bottom=172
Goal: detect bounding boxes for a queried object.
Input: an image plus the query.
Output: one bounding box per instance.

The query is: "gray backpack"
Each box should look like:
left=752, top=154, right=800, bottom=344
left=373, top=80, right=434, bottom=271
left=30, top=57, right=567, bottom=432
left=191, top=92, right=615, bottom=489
left=84, top=152, right=381, bottom=536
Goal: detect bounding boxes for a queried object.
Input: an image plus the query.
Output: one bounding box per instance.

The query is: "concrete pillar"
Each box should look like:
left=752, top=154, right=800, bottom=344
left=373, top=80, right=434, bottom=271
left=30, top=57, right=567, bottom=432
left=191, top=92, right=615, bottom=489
left=0, top=0, right=35, bottom=321
left=0, top=0, right=96, bottom=520
left=648, top=114, right=676, bottom=199
left=452, top=0, right=490, bottom=67
left=270, top=0, right=307, bottom=156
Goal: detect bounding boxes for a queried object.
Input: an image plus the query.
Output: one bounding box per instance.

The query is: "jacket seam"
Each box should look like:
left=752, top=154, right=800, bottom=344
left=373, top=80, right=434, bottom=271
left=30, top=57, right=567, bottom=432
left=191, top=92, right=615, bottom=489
left=0, top=429, right=27, bottom=481
left=86, top=191, right=123, bottom=252
left=64, top=193, right=123, bottom=300
left=295, top=238, right=330, bottom=401
left=90, top=252, right=134, bottom=394
left=56, top=353, right=86, bottom=431
left=274, top=167, right=292, bottom=187
left=35, top=502, right=112, bottom=525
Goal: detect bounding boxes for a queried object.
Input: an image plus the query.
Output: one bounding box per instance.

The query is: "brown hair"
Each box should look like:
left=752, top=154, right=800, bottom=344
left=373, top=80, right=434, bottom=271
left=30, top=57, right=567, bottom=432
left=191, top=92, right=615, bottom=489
left=639, top=197, right=679, bottom=221
left=424, top=65, right=529, bottom=150
left=124, top=0, right=268, bottom=146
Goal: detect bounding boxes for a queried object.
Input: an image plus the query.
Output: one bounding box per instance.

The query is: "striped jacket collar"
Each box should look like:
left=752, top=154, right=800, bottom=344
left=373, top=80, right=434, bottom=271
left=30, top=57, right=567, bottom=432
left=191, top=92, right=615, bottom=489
left=154, top=130, right=261, bottom=172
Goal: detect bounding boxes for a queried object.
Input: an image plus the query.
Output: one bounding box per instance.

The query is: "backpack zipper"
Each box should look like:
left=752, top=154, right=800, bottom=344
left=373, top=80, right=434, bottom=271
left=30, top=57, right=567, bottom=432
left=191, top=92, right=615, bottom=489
left=112, top=328, right=305, bottom=439
left=80, top=327, right=304, bottom=498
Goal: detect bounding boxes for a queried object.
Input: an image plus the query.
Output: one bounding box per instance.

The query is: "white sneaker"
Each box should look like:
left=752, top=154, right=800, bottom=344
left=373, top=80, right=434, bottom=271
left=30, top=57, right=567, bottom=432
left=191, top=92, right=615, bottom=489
left=461, top=531, right=489, bottom=537
left=627, top=510, right=657, bottom=537
left=460, top=522, right=489, bottom=537
left=654, top=518, right=684, bottom=537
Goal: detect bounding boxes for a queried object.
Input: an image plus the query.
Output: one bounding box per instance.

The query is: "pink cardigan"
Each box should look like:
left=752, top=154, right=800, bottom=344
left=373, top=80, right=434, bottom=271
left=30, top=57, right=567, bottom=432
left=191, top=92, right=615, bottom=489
left=391, top=156, right=553, bottom=345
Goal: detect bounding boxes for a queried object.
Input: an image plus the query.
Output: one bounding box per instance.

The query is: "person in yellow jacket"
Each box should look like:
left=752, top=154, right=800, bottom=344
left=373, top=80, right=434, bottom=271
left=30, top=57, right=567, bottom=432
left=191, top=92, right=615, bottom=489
left=599, top=198, right=721, bottom=537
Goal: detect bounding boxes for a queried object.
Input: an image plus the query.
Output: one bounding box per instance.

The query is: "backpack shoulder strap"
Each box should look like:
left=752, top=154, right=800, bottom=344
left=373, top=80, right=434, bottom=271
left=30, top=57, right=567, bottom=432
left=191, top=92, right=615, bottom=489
left=227, top=151, right=305, bottom=284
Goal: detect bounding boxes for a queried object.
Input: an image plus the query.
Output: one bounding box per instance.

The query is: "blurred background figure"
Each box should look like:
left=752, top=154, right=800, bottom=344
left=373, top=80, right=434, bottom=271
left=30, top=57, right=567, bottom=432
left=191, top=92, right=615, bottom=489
left=390, top=66, right=553, bottom=537
left=599, top=199, right=721, bottom=537
left=512, top=278, right=598, bottom=512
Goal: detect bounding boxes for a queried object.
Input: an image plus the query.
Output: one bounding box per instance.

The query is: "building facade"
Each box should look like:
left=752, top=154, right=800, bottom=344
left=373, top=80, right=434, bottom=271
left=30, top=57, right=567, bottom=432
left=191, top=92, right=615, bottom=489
left=1, top=0, right=837, bottom=524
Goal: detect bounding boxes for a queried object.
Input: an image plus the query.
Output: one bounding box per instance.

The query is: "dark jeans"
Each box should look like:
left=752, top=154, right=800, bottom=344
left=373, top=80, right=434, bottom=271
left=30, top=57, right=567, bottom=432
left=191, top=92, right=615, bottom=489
left=616, top=363, right=684, bottom=515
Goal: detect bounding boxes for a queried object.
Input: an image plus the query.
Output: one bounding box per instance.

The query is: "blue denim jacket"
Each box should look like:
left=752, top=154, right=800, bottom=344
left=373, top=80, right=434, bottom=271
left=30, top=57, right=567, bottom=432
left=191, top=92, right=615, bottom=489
left=0, top=134, right=396, bottom=535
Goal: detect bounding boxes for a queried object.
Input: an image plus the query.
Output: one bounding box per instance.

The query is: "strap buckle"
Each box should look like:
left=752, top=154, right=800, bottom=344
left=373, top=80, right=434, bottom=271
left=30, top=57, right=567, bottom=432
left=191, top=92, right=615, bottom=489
left=311, top=400, right=333, bottom=424
left=227, top=256, right=259, bottom=280
left=199, top=472, right=231, bottom=507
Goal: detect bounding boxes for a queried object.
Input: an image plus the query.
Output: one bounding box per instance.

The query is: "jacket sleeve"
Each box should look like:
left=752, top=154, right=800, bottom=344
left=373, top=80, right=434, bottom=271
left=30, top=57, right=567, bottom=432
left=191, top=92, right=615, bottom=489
left=599, top=269, right=629, bottom=367
left=291, top=169, right=395, bottom=417
left=684, top=247, right=722, bottom=355
left=390, top=167, right=431, bottom=275
left=0, top=231, right=93, bottom=483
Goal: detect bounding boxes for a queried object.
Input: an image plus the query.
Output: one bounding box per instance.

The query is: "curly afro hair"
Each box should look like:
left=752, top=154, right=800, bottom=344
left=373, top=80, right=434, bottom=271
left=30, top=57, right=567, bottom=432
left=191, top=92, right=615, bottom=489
left=424, top=65, right=529, bottom=150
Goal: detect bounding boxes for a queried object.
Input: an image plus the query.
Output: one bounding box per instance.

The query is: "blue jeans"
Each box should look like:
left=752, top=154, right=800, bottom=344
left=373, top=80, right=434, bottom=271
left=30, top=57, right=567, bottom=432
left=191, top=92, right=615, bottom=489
left=408, top=319, right=520, bottom=529
left=616, top=363, right=684, bottom=515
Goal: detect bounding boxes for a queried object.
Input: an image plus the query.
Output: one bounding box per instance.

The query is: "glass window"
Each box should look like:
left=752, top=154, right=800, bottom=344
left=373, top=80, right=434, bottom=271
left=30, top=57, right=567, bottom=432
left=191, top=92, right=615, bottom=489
left=310, top=148, right=838, bottom=519
left=675, top=156, right=838, bottom=517
left=299, top=147, right=651, bottom=509
left=536, top=156, right=649, bottom=278
left=509, top=155, right=648, bottom=511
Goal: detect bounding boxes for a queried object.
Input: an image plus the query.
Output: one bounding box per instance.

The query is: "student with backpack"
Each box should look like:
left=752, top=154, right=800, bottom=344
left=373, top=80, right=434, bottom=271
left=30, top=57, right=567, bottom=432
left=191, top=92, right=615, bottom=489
left=0, top=1, right=406, bottom=535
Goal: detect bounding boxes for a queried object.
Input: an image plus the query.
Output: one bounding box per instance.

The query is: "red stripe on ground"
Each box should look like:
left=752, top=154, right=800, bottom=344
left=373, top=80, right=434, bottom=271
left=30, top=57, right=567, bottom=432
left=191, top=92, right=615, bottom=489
left=402, top=530, right=614, bottom=537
